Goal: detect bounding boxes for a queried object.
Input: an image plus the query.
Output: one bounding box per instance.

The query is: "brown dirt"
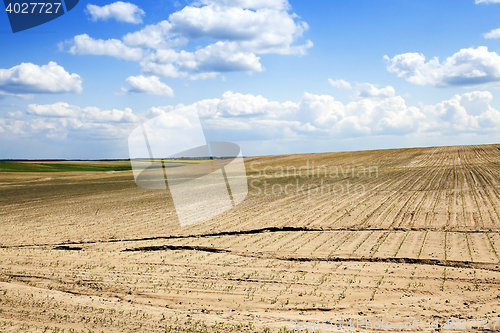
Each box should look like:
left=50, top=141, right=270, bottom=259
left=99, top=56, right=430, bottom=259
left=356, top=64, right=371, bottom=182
left=1, top=144, right=500, bottom=332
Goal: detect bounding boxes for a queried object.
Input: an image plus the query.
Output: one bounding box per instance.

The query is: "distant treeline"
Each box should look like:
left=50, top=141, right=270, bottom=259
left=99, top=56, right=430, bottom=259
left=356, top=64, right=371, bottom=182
left=0, top=159, right=130, bottom=162
left=0, top=157, right=240, bottom=162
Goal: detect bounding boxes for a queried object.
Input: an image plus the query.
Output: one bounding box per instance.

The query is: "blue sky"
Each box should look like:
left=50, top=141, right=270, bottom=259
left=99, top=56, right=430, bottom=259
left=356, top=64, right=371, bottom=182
left=2, top=0, right=500, bottom=159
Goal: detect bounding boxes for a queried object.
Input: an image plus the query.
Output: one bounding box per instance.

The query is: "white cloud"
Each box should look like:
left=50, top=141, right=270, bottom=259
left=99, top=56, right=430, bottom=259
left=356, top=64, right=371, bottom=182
left=353, top=83, right=395, bottom=99
left=140, top=60, right=187, bottom=78
left=69, top=34, right=143, bottom=61
left=1, top=102, right=141, bottom=141
left=423, top=91, right=500, bottom=132
left=0, top=62, right=82, bottom=95
left=168, top=3, right=311, bottom=55
left=139, top=41, right=264, bottom=77
left=373, top=98, right=425, bottom=135
left=194, top=87, right=427, bottom=139
left=484, top=28, right=500, bottom=39
left=193, top=90, right=297, bottom=120
left=122, top=75, right=174, bottom=97
left=217, top=91, right=286, bottom=116
left=123, top=21, right=188, bottom=49
left=1, top=119, right=28, bottom=136
left=66, top=0, right=311, bottom=79
left=299, top=93, right=345, bottom=125
left=475, top=0, right=500, bottom=3
left=296, top=92, right=425, bottom=137
left=385, top=47, right=500, bottom=86
left=0, top=91, right=33, bottom=99
left=328, top=79, right=352, bottom=90
left=27, top=102, right=139, bottom=123
left=476, top=0, right=500, bottom=39
left=86, top=2, right=145, bottom=24
left=4, top=87, right=500, bottom=149
left=27, top=102, right=80, bottom=117
left=200, top=0, right=289, bottom=10
left=189, top=72, right=219, bottom=80
left=328, top=80, right=396, bottom=99
left=193, top=42, right=264, bottom=72
left=150, top=87, right=500, bottom=141
left=146, top=105, right=175, bottom=118
left=82, top=106, right=138, bottom=123
left=6, top=111, right=23, bottom=118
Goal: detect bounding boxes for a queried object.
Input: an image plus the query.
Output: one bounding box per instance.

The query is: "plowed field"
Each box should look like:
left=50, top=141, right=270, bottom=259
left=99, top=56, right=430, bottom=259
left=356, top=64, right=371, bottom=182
left=1, top=144, right=500, bottom=332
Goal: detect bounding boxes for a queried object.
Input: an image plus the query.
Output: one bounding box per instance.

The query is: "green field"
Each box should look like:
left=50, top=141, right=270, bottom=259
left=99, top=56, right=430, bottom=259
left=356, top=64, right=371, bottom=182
left=0, top=159, right=211, bottom=172
left=0, top=161, right=132, bottom=172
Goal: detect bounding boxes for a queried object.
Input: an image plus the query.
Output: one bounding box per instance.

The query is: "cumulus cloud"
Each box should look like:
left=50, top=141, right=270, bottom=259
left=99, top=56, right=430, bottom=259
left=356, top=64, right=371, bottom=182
left=193, top=87, right=427, bottom=139
left=69, top=34, right=143, bottom=61
left=4, top=86, right=500, bottom=145
left=423, top=90, right=500, bottom=132
left=0, top=91, right=33, bottom=99
left=189, top=72, right=219, bottom=80
left=6, top=111, right=23, bottom=118
left=26, top=102, right=139, bottom=123
left=3, top=87, right=424, bottom=142
left=123, top=21, right=187, bottom=50
left=475, top=0, right=500, bottom=3
left=217, top=91, right=295, bottom=117
left=328, top=79, right=352, bottom=90
left=328, top=79, right=395, bottom=99
left=476, top=1, right=500, bottom=38
left=385, top=47, right=500, bottom=87
left=484, top=28, right=500, bottom=39
left=0, top=102, right=141, bottom=141
left=189, top=91, right=298, bottom=122
left=373, top=97, right=425, bottom=135
left=86, top=2, right=145, bottom=24
left=167, top=3, right=310, bottom=55
left=82, top=107, right=139, bottom=123
left=193, top=42, right=264, bottom=72
left=0, top=62, right=82, bottom=95
left=299, top=93, right=345, bottom=125
left=200, top=0, right=289, bottom=10
left=296, top=92, right=425, bottom=137
left=138, top=42, right=264, bottom=77
left=122, top=75, right=174, bottom=97
left=27, top=102, right=80, bottom=117
left=353, top=83, right=396, bottom=99
left=295, top=88, right=500, bottom=137
left=66, top=0, right=311, bottom=79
